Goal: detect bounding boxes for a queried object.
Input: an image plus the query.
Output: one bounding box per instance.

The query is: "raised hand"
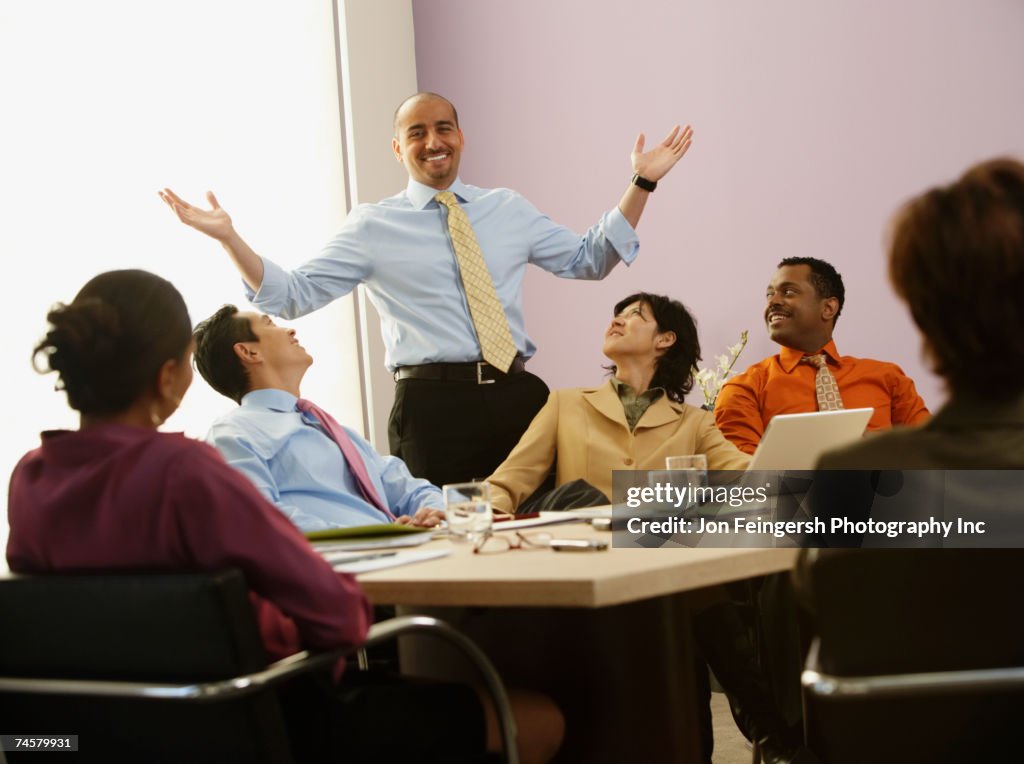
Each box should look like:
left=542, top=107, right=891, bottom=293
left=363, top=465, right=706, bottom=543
left=158, top=188, right=234, bottom=242
left=630, top=124, right=694, bottom=182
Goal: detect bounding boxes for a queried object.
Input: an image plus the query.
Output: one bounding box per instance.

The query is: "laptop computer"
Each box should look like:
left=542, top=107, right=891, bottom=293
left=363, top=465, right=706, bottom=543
left=747, top=407, right=874, bottom=471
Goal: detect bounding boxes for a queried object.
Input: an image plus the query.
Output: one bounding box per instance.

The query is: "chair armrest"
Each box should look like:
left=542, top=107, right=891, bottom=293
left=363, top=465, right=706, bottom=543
left=802, top=637, right=1024, bottom=698
left=364, top=615, right=519, bottom=764
left=0, top=615, right=519, bottom=764
left=0, top=646, right=346, bottom=702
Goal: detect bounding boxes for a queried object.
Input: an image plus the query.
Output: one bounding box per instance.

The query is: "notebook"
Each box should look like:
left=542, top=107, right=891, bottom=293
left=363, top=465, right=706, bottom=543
left=307, top=523, right=435, bottom=552
left=747, top=407, right=874, bottom=471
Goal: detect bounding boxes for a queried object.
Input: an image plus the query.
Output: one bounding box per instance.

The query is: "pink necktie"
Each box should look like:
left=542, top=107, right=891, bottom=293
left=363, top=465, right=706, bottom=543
left=296, top=398, right=396, bottom=521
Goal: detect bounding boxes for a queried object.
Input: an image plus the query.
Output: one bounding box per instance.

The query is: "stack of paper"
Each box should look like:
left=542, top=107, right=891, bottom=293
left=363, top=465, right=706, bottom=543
left=324, top=548, right=452, bottom=574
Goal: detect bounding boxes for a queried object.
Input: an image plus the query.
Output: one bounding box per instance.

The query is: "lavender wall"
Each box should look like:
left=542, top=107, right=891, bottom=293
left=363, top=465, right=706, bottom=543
left=411, top=0, right=1024, bottom=410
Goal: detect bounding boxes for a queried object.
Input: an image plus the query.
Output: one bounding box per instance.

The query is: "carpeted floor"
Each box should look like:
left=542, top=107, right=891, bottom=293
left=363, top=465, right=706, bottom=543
left=711, top=692, right=755, bottom=764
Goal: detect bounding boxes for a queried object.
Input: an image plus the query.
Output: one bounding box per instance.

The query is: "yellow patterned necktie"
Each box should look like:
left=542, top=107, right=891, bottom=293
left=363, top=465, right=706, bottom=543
left=800, top=354, right=844, bottom=411
left=434, top=191, right=517, bottom=372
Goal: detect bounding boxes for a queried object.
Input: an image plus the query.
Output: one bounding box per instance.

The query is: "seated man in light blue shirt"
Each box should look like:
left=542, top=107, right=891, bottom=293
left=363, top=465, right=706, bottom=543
left=160, top=92, right=694, bottom=491
left=192, top=305, right=443, bottom=533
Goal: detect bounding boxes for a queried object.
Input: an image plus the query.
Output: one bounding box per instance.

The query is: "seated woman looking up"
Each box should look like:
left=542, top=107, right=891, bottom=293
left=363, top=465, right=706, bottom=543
left=486, top=293, right=809, bottom=763
left=488, top=292, right=748, bottom=512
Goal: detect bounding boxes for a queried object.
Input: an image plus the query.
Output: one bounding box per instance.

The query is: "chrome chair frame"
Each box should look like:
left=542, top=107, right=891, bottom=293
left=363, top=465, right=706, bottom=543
left=0, top=612, right=518, bottom=763
left=803, top=637, right=1024, bottom=699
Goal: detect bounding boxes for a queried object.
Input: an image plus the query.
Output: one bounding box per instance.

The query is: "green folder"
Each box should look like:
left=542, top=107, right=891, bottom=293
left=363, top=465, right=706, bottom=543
left=304, top=523, right=430, bottom=541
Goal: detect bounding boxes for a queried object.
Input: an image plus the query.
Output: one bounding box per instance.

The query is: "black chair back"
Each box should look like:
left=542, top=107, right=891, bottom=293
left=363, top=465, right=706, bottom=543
left=0, top=570, right=293, bottom=763
left=801, top=549, right=1024, bottom=763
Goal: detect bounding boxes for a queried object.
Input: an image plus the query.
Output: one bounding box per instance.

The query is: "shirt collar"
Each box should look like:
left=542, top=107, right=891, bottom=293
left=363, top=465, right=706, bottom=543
left=610, top=376, right=665, bottom=400
left=240, top=388, right=299, bottom=413
left=405, top=177, right=476, bottom=210
left=778, top=339, right=841, bottom=373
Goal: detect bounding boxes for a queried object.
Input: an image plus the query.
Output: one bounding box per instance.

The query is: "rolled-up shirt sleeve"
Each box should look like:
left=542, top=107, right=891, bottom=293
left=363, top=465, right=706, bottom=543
left=523, top=194, right=639, bottom=279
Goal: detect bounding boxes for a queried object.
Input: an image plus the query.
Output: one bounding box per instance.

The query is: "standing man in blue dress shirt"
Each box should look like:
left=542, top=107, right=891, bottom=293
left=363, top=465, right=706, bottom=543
left=192, top=305, right=445, bottom=532
left=161, top=92, right=693, bottom=487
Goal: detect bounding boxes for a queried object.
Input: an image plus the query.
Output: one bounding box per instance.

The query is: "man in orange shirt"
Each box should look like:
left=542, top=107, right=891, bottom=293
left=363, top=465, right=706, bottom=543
left=715, top=257, right=929, bottom=454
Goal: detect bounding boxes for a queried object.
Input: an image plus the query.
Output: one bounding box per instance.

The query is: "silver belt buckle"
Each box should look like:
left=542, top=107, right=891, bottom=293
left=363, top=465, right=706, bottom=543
left=476, top=361, right=496, bottom=384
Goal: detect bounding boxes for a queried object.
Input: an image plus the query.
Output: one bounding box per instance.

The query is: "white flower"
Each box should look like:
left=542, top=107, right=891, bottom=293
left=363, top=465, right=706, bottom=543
left=695, top=368, right=714, bottom=387
left=691, top=330, right=749, bottom=409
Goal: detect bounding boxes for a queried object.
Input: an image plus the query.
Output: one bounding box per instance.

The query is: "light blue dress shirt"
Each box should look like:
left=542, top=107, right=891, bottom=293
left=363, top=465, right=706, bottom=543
left=249, top=178, right=639, bottom=370
left=206, top=389, right=443, bottom=532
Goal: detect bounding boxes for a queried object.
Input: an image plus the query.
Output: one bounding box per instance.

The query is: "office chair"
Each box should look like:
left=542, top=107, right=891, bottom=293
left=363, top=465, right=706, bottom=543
left=798, top=548, right=1024, bottom=763
left=0, top=570, right=517, bottom=763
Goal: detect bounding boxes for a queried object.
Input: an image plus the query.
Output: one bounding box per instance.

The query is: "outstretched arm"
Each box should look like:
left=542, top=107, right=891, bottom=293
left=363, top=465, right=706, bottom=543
left=158, top=188, right=265, bottom=292
left=617, top=123, right=693, bottom=229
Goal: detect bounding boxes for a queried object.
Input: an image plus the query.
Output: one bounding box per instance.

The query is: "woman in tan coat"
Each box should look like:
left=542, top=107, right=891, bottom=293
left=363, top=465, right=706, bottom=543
left=488, top=292, right=749, bottom=513
left=486, top=293, right=804, bottom=761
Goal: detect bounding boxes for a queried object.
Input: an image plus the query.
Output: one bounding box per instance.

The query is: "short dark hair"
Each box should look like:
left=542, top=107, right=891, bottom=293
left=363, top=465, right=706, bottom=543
left=32, top=270, right=192, bottom=416
left=192, top=305, right=258, bottom=403
left=889, top=157, right=1024, bottom=399
left=393, top=92, right=460, bottom=135
left=777, top=256, right=845, bottom=323
left=609, top=292, right=701, bottom=402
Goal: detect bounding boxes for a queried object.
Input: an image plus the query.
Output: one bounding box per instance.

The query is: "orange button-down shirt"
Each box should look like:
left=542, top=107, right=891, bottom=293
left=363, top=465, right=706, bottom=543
left=714, top=340, right=930, bottom=455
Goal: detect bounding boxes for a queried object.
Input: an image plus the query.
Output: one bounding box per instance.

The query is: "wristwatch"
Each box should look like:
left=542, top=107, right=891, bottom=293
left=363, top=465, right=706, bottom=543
left=631, top=173, right=657, bottom=192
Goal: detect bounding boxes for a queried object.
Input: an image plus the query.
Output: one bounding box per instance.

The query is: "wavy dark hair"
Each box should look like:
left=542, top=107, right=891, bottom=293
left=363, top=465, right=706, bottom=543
left=192, top=305, right=259, bottom=403
left=32, top=270, right=192, bottom=416
left=777, top=256, right=845, bottom=324
left=889, top=157, right=1024, bottom=399
left=607, top=292, right=701, bottom=402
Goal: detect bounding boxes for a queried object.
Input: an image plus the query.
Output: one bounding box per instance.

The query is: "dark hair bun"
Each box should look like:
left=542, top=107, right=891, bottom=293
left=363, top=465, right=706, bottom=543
left=35, top=298, right=124, bottom=412
left=32, top=270, right=192, bottom=415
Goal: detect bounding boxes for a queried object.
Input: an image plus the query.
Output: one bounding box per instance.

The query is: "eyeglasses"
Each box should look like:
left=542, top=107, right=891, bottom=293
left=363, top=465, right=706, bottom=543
left=473, top=530, right=553, bottom=555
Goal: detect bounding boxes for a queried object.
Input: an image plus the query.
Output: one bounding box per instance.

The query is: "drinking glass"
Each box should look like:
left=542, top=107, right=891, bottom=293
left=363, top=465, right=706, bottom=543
left=442, top=481, right=493, bottom=542
left=665, top=454, right=710, bottom=511
left=665, top=454, right=709, bottom=474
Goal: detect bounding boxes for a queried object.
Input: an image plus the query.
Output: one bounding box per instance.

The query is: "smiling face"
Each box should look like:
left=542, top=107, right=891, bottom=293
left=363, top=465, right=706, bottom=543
left=391, top=95, right=464, bottom=190
left=236, top=312, right=312, bottom=375
left=602, top=300, right=675, bottom=364
left=764, top=264, right=838, bottom=353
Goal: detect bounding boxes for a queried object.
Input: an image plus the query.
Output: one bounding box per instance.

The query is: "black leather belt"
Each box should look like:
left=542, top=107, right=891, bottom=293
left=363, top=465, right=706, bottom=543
left=393, top=357, right=526, bottom=384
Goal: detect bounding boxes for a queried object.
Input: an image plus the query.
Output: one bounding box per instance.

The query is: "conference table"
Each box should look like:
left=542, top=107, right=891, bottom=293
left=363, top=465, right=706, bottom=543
left=356, top=518, right=798, bottom=763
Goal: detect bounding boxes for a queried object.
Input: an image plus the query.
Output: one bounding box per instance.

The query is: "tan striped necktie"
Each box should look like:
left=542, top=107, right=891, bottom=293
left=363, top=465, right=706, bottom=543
left=801, top=354, right=844, bottom=411
left=434, top=191, right=517, bottom=372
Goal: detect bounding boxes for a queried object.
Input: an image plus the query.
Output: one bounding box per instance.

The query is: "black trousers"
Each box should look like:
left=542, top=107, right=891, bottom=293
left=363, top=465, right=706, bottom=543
left=388, top=371, right=549, bottom=487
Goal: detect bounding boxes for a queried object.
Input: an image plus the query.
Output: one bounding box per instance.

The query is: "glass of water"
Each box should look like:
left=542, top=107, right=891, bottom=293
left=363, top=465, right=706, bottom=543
left=665, top=454, right=708, bottom=476
left=442, top=481, right=493, bottom=543
left=665, top=454, right=710, bottom=511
